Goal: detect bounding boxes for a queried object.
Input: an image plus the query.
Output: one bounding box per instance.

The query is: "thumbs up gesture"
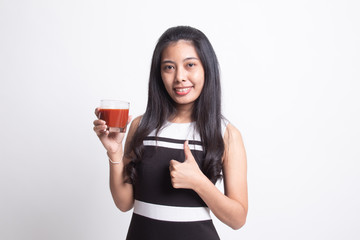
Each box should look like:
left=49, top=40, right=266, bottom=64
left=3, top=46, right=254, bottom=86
left=169, top=141, right=205, bottom=189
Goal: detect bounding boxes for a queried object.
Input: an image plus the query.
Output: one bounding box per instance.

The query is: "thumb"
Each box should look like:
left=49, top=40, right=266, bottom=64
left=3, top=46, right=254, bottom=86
left=184, top=140, right=195, bottom=162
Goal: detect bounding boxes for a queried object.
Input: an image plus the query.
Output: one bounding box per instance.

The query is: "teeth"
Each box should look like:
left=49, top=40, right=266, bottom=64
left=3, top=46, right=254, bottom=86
left=176, top=88, right=190, bottom=92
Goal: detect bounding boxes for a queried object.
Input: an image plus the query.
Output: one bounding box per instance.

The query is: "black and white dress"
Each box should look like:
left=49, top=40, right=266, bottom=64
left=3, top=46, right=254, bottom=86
left=126, top=121, right=228, bottom=240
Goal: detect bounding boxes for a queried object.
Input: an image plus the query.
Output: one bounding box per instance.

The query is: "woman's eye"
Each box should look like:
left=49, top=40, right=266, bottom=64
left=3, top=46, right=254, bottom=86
left=163, top=65, right=174, bottom=71
left=187, top=63, right=195, bottom=67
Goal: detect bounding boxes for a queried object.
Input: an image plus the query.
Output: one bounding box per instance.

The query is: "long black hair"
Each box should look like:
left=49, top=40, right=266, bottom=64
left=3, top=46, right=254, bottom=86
left=125, top=26, right=224, bottom=184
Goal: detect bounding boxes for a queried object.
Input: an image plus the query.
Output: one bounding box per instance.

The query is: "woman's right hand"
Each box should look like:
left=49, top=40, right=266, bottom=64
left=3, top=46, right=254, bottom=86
left=93, top=108, right=131, bottom=155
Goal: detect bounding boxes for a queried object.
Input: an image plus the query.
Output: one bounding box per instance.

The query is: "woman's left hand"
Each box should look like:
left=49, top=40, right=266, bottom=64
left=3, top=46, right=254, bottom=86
left=169, top=141, right=206, bottom=189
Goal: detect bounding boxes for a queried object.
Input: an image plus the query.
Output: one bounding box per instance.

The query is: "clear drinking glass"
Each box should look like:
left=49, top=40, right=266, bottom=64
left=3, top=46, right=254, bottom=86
left=98, top=100, right=130, bottom=132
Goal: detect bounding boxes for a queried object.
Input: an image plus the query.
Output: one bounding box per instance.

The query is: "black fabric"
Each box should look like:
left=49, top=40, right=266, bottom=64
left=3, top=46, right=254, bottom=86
left=134, top=144, right=206, bottom=207
left=126, top=214, right=220, bottom=240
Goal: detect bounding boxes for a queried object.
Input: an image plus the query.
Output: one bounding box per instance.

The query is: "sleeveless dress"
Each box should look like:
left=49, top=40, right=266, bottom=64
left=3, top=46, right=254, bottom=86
left=126, top=121, right=228, bottom=240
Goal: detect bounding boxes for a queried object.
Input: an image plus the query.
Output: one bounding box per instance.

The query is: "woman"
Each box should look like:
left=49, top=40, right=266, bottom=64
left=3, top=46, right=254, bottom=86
left=93, top=26, right=248, bottom=239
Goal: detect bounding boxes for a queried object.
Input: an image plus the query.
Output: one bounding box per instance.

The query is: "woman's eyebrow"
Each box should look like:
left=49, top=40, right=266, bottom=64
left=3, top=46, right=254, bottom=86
left=183, top=57, right=199, bottom=61
left=161, top=57, right=199, bottom=64
left=161, top=60, right=175, bottom=64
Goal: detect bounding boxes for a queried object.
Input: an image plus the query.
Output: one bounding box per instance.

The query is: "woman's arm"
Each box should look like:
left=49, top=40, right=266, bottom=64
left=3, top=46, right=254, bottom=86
left=169, top=123, right=248, bottom=229
left=94, top=113, right=141, bottom=212
left=195, top=123, right=248, bottom=229
left=108, top=116, right=141, bottom=212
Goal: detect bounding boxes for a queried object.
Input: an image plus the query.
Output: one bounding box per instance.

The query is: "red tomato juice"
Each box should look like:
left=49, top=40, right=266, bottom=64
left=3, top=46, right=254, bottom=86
left=98, top=108, right=129, bottom=129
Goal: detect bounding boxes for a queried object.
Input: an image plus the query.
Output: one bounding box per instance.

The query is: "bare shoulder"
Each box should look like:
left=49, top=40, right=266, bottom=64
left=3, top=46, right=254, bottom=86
left=127, top=115, right=143, bottom=136
left=131, top=115, right=143, bottom=127
left=222, top=123, right=246, bottom=164
left=124, top=115, right=143, bottom=153
left=223, top=123, right=244, bottom=146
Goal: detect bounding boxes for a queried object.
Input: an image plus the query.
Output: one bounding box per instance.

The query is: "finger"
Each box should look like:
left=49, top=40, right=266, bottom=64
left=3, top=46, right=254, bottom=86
left=183, top=140, right=194, bottom=162
left=169, top=159, right=180, bottom=169
left=171, top=178, right=177, bottom=188
left=93, top=124, right=108, bottom=135
left=95, top=107, right=100, bottom=118
left=93, top=119, right=106, bottom=126
left=170, top=169, right=176, bottom=178
left=93, top=120, right=107, bottom=133
left=93, top=123, right=107, bottom=131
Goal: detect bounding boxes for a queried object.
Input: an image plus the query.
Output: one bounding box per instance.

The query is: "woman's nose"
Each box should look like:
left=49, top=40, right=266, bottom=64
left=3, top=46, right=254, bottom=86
left=175, top=67, right=186, bottom=82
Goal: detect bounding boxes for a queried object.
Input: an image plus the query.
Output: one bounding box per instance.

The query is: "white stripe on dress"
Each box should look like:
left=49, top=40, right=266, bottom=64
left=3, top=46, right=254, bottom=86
left=143, top=140, right=203, bottom=151
left=133, top=200, right=211, bottom=222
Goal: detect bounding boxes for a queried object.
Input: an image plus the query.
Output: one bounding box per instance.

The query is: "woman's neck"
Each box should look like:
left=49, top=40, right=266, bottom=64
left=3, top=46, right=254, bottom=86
left=169, top=104, right=194, bottom=123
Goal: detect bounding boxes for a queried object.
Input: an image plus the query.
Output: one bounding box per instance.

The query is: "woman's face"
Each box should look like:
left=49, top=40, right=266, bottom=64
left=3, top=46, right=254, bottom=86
left=161, top=40, right=205, bottom=109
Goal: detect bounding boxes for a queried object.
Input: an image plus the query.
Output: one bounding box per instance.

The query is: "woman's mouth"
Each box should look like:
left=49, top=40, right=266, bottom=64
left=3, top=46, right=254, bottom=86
left=174, top=87, right=192, bottom=95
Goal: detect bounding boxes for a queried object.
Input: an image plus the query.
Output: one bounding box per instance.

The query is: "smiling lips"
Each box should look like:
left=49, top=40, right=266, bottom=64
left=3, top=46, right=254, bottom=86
left=174, top=87, right=192, bottom=95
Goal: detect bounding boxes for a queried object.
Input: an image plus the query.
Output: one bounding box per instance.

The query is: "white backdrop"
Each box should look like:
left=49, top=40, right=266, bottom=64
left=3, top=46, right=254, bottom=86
left=1, top=0, right=359, bottom=239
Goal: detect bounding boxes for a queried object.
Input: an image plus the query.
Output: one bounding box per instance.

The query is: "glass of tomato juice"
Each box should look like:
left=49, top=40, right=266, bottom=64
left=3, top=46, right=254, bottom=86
left=98, top=100, right=130, bottom=133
